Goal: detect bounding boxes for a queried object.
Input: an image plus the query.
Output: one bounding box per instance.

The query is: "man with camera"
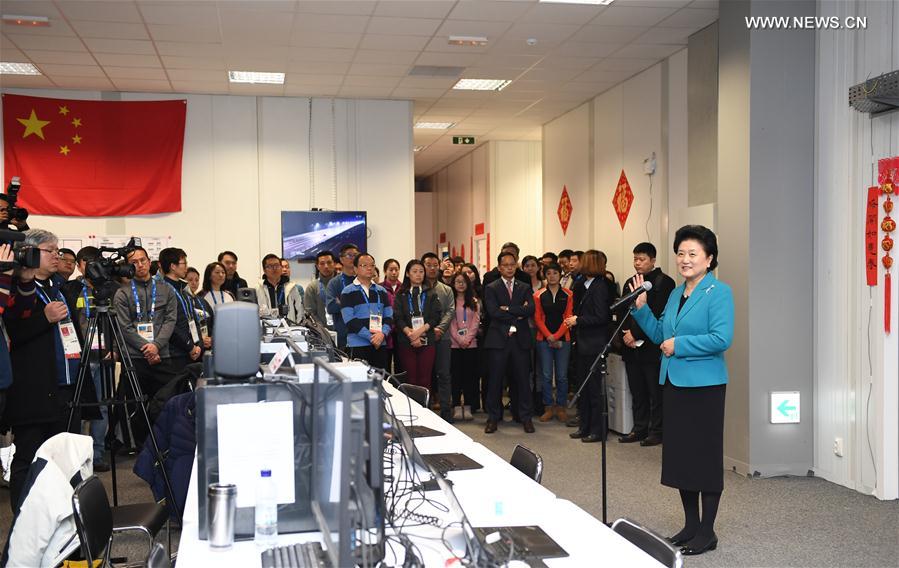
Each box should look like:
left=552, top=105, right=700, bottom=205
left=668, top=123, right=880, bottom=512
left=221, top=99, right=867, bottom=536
left=3, top=229, right=81, bottom=511
left=113, top=246, right=178, bottom=443
left=0, top=244, right=14, bottom=440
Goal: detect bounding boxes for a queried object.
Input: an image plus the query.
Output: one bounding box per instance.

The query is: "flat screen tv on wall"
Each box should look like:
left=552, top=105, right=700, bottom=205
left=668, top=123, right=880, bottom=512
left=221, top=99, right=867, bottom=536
left=281, top=211, right=367, bottom=261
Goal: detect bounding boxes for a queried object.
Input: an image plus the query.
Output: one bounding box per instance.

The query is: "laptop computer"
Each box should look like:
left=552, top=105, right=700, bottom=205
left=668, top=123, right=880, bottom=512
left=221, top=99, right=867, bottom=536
left=421, top=452, right=483, bottom=473
left=406, top=425, right=445, bottom=438
left=473, top=526, right=569, bottom=564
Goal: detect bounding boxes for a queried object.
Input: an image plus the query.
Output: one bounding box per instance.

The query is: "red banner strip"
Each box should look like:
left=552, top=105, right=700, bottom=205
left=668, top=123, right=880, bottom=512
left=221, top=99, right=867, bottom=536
left=866, top=187, right=880, bottom=286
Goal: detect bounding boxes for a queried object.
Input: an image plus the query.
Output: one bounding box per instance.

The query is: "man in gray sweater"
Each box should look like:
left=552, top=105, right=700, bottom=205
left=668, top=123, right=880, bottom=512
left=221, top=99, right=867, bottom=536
left=304, top=251, right=337, bottom=328
left=422, top=253, right=455, bottom=422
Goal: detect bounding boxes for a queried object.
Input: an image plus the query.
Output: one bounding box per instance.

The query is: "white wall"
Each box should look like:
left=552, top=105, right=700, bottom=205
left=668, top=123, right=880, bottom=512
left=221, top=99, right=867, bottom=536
left=814, top=0, right=899, bottom=500
left=543, top=103, right=592, bottom=254
left=0, top=89, right=414, bottom=284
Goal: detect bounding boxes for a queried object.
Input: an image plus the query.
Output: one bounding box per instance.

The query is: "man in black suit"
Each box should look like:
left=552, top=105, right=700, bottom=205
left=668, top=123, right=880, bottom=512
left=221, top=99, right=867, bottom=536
left=483, top=251, right=536, bottom=434
left=617, top=242, right=676, bottom=446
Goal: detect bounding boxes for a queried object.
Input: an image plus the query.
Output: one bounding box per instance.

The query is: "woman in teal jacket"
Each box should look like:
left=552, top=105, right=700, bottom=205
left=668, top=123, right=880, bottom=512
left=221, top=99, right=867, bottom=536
left=630, top=225, right=734, bottom=557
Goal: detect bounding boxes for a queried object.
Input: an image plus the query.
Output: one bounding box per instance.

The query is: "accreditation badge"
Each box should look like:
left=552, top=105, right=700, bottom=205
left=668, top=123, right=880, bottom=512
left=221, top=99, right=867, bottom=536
left=369, top=314, right=382, bottom=333
left=137, top=322, right=154, bottom=342
left=59, top=321, right=82, bottom=359
left=200, top=323, right=209, bottom=338
left=187, top=319, right=200, bottom=343
left=325, top=313, right=334, bottom=327
left=411, top=316, right=424, bottom=330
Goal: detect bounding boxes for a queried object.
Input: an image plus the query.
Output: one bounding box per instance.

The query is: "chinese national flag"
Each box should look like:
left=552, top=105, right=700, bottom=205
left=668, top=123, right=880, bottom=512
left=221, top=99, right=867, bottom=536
left=2, top=94, right=185, bottom=216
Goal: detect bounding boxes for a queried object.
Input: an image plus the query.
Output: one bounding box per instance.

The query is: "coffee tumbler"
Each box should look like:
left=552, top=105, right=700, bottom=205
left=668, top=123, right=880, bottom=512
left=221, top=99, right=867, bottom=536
left=207, top=483, right=237, bottom=549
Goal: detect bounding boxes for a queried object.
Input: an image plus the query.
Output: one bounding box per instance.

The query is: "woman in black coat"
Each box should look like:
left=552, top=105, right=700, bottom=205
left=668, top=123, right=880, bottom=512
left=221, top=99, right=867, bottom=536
left=392, top=260, right=441, bottom=388
left=564, top=250, right=610, bottom=443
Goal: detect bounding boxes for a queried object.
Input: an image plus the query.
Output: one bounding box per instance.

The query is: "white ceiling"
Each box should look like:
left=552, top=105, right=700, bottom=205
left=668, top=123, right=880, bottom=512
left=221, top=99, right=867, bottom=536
left=0, top=0, right=718, bottom=177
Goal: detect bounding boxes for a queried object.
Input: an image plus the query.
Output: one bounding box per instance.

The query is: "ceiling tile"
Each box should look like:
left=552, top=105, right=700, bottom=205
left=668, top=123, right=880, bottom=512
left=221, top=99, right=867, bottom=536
left=93, top=53, right=161, bottom=67
left=552, top=42, right=620, bottom=58
left=287, top=60, right=350, bottom=74
left=612, top=43, right=684, bottom=59
left=58, top=1, right=143, bottom=23
left=689, top=0, right=719, bottom=9
left=375, top=1, right=455, bottom=19
left=477, top=53, right=542, bottom=68
left=4, top=34, right=86, bottom=51
left=367, top=17, right=443, bottom=37
left=659, top=8, right=718, bottom=28
left=359, top=34, right=429, bottom=52
left=633, top=27, right=692, bottom=45
left=613, top=0, right=693, bottom=8
left=171, top=79, right=230, bottom=93
left=166, top=68, right=225, bottom=82
left=392, top=87, right=449, bottom=98
left=520, top=3, right=607, bottom=25
left=398, top=76, right=458, bottom=89
left=52, top=76, right=115, bottom=89
left=284, top=74, right=345, bottom=86
left=348, top=62, right=410, bottom=76
left=148, top=24, right=221, bottom=43
left=160, top=55, right=225, bottom=70
left=225, top=57, right=288, bottom=70
left=137, top=2, right=219, bottom=26
left=423, top=37, right=491, bottom=54
left=520, top=67, right=582, bottom=82
left=594, top=57, right=658, bottom=72
left=294, top=1, right=377, bottom=16
left=573, top=67, right=633, bottom=83
left=414, top=52, right=482, bottom=67
left=338, top=86, right=394, bottom=98
left=570, top=25, right=649, bottom=44
left=110, top=78, right=172, bottom=92
left=489, top=37, right=557, bottom=55
left=435, top=20, right=513, bottom=41
left=155, top=41, right=224, bottom=57
left=342, top=75, right=402, bottom=88
left=562, top=81, right=617, bottom=94
left=447, top=1, right=532, bottom=22
left=104, top=66, right=168, bottom=80
left=21, top=50, right=96, bottom=65
left=68, top=21, right=150, bottom=40
left=222, top=43, right=289, bottom=60
left=535, top=55, right=600, bottom=71
left=37, top=63, right=107, bottom=77
left=287, top=47, right=356, bottom=62
left=352, top=49, right=420, bottom=64
left=82, top=38, right=157, bottom=55
left=290, top=31, right=361, bottom=49
left=592, top=6, right=679, bottom=27
left=0, top=74, right=55, bottom=88
left=504, top=22, right=581, bottom=43
left=293, top=13, right=370, bottom=34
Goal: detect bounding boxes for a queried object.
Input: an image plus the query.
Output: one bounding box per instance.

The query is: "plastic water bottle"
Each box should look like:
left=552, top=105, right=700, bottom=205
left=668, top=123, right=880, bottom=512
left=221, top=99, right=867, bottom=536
left=254, top=469, right=278, bottom=547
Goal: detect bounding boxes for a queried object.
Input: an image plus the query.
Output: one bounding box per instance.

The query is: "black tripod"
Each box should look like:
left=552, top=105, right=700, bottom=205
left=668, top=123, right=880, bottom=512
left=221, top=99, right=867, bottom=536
left=569, top=304, right=637, bottom=526
left=65, top=294, right=181, bottom=519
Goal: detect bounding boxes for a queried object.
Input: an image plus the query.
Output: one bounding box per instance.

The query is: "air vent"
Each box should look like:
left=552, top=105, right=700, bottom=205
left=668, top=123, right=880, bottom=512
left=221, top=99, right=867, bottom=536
left=408, top=66, right=466, bottom=77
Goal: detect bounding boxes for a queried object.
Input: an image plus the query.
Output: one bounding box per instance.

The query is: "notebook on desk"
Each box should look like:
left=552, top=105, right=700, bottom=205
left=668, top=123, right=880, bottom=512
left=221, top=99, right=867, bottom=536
left=421, top=452, right=483, bottom=473
left=406, top=425, right=445, bottom=438
left=473, top=526, right=568, bottom=564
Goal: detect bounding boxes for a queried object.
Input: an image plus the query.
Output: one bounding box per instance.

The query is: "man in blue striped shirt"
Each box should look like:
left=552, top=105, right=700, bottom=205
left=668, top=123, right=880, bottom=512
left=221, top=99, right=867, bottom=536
left=340, top=253, right=393, bottom=369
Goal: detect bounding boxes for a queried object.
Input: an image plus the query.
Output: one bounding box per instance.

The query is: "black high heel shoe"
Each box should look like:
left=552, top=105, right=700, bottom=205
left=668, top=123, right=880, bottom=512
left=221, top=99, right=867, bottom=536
left=681, top=535, right=718, bottom=556
left=666, top=534, right=693, bottom=547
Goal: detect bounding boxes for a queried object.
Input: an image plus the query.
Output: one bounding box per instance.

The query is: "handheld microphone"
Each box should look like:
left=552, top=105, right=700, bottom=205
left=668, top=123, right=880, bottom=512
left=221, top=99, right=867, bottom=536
left=610, top=281, right=652, bottom=311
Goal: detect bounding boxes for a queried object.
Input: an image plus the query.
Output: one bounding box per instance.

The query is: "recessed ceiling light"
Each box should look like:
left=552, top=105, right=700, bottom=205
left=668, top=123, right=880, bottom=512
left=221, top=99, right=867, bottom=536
left=538, top=0, right=615, bottom=5
left=415, top=122, right=455, bottom=130
left=228, top=70, right=285, bottom=84
left=453, top=78, right=512, bottom=91
left=448, top=35, right=488, bottom=47
left=2, top=14, right=50, bottom=26
left=0, top=62, right=41, bottom=75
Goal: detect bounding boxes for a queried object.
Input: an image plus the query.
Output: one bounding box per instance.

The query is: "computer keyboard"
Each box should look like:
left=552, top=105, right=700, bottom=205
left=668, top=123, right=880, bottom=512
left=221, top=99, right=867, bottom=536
left=260, top=541, right=330, bottom=568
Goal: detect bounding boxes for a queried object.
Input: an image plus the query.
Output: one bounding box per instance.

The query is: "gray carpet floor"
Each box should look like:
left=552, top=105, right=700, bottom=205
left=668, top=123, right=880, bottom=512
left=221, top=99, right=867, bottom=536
left=1, top=418, right=896, bottom=567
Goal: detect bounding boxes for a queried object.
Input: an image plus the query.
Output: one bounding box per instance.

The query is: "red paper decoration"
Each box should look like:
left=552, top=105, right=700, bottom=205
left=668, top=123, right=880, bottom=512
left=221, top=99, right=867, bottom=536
left=612, top=170, right=634, bottom=230
left=557, top=186, right=573, bottom=235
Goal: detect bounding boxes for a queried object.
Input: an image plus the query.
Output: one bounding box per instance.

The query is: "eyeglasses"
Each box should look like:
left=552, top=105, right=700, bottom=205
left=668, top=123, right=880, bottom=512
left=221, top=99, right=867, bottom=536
left=357, top=263, right=375, bottom=269
left=59, top=257, right=76, bottom=264
left=264, top=264, right=281, bottom=270
left=38, top=247, right=61, bottom=256
left=131, top=257, right=150, bottom=266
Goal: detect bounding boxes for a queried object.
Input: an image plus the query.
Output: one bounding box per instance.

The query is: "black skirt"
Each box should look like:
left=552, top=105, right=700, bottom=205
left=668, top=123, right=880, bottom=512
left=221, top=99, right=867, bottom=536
left=661, top=380, right=726, bottom=492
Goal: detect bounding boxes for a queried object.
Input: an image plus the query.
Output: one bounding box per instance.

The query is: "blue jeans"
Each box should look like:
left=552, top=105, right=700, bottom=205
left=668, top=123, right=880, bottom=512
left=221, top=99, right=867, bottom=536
left=537, top=340, right=570, bottom=406
left=89, top=362, right=108, bottom=464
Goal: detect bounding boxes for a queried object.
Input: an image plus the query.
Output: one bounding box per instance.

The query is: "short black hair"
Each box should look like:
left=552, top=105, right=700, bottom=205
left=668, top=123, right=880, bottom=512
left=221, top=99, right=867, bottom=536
left=338, top=243, right=359, bottom=257
left=217, top=250, right=237, bottom=262
left=59, top=247, right=76, bottom=259
left=149, top=260, right=159, bottom=275
left=158, top=247, right=187, bottom=274
left=127, top=246, right=149, bottom=260
left=633, top=242, right=657, bottom=259
left=421, top=252, right=440, bottom=263
left=353, top=253, right=374, bottom=267
left=497, top=251, right=517, bottom=265
left=558, top=249, right=574, bottom=259
left=573, top=250, right=584, bottom=259
left=544, top=262, right=562, bottom=275
left=500, top=242, right=520, bottom=256
left=315, top=251, right=333, bottom=262
left=187, top=266, right=200, bottom=277
left=262, top=253, right=280, bottom=269
left=541, top=252, right=558, bottom=263
left=674, top=225, right=719, bottom=271
left=76, top=246, right=100, bottom=264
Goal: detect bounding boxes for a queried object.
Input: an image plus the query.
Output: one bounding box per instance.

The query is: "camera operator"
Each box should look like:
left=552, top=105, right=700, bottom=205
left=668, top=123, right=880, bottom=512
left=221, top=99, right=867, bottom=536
left=113, top=246, right=178, bottom=443
left=0, top=244, right=14, bottom=434
left=0, top=194, right=28, bottom=232
left=3, top=229, right=81, bottom=511
left=159, top=247, right=202, bottom=366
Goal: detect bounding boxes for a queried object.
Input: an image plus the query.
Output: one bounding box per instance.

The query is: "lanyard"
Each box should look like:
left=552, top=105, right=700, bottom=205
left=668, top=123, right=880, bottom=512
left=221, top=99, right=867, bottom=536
left=407, top=288, right=425, bottom=315
left=210, top=290, right=226, bottom=305
left=319, top=280, right=326, bottom=302
left=131, top=280, right=157, bottom=322
left=194, top=296, right=208, bottom=321
left=278, top=285, right=285, bottom=306
left=359, top=284, right=381, bottom=314
left=458, top=305, right=467, bottom=324
left=166, top=282, right=191, bottom=319
left=82, top=285, right=92, bottom=318
left=34, top=281, right=70, bottom=320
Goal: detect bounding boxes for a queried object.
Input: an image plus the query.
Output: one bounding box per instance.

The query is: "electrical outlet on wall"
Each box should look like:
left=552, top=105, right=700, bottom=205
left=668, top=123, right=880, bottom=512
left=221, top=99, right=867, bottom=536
left=833, top=437, right=844, bottom=457
left=643, top=152, right=656, bottom=175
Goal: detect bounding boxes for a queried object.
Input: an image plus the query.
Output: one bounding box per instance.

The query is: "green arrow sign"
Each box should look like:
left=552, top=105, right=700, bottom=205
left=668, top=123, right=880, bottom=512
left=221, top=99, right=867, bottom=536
left=453, top=136, right=475, bottom=145
left=777, top=399, right=796, bottom=417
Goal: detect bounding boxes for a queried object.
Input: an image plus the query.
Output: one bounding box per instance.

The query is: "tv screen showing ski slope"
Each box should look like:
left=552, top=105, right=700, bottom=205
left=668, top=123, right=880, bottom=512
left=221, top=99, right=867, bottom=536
left=281, top=211, right=367, bottom=261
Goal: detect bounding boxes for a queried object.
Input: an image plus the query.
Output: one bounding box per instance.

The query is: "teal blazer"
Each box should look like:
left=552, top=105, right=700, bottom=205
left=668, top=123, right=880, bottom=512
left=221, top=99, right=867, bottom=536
left=631, top=272, right=734, bottom=388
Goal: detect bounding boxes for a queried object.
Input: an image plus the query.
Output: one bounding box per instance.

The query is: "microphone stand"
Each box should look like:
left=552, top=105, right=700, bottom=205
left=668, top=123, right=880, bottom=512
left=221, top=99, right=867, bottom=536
left=568, top=298, right=638, bottom=526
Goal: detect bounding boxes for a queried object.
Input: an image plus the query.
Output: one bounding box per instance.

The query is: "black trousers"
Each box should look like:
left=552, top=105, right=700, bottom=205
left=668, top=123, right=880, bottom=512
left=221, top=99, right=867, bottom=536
left=486, top=346, right=532, bottom=423
left=625, top=358, right=663, bottom=438
left=119, top=356, right=184, bottom=446
left=575, top=351, right=606, bottom=436
left=349, top=345, right=388, bottom=370
left=451, top=348, right=480, bottom=408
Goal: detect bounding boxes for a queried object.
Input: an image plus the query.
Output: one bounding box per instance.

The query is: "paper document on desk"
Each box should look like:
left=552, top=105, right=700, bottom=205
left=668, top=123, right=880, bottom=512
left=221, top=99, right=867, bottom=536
left=217, top=400, right=296, bottom=508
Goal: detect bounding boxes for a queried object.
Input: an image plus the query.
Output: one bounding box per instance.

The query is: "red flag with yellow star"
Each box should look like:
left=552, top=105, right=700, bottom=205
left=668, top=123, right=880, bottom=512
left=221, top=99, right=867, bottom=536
left=2, top=94, right=185, bottom=216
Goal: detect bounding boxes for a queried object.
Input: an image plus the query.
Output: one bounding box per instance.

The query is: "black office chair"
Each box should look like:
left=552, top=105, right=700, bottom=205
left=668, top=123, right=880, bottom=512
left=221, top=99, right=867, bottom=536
left=72, top=476, right=114, bottom=567
left=112, top=499, right=170, bottom=558
left=611, top=518, right=684, bottom=568
left=398, top=383, right=430, bottom=408
left=146, top=542, right=172, bottom=568
left=509, top=444, right=544, bottom=484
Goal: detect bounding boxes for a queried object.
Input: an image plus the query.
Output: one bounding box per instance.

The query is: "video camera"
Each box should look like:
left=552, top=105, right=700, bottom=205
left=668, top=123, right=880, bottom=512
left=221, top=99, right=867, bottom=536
left=3, top=177, right=30, bottom=225
left=0, top=229, right=41, bottom=271
left=85, top=237, right=142, bottom=302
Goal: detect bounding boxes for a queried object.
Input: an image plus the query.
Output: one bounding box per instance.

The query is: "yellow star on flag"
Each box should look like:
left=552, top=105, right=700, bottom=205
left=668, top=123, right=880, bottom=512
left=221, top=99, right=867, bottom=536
left=17, top=109, right=51, bottom=140
left=59, top=105, right=69, bottom=116
left=72, top=134, right=82, bottom=144
left=71, top=117, right=82, bottom=127
left=59, top=145, right=70, bottom=156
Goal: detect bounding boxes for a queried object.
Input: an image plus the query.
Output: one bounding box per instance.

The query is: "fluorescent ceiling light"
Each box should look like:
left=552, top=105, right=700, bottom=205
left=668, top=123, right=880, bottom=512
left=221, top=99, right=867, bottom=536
left=415, top=122, right=454, bottom=129
left=538, top=0, right=615, bottom=5
left=228, top=70, right=284, bottom=84
left=448, top=35, right=488, bottom=47
left=2, top=14, right=50, bottom=26
left=0, top=62, right=41, bottom=75
left=453, top=78, right=512, bottom=91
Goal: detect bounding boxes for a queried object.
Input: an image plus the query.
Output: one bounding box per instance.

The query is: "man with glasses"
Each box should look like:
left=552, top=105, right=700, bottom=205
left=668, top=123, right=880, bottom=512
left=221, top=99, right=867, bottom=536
left=113, top=246, right=178, bottom=445
left=339, top=253, right=392, bottom=369
left=256, top=253, right=303, bottom=322
left=56, top=248, right=77, bottom=281
left=326, top=243, right=360, bottom=349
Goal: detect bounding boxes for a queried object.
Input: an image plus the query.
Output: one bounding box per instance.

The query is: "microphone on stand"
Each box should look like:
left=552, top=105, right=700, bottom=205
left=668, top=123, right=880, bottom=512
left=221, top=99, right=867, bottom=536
left=609, top=281, right=653, bottom=311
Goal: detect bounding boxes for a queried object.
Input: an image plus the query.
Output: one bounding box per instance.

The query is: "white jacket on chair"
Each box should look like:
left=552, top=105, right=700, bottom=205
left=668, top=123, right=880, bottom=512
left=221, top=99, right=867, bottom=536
left=1, top=433, right=93, bottom=567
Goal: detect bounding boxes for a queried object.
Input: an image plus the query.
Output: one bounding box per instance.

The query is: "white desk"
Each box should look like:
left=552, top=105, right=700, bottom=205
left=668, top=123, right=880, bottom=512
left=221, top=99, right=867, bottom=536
left=177, top=382, right=664, bottom=567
